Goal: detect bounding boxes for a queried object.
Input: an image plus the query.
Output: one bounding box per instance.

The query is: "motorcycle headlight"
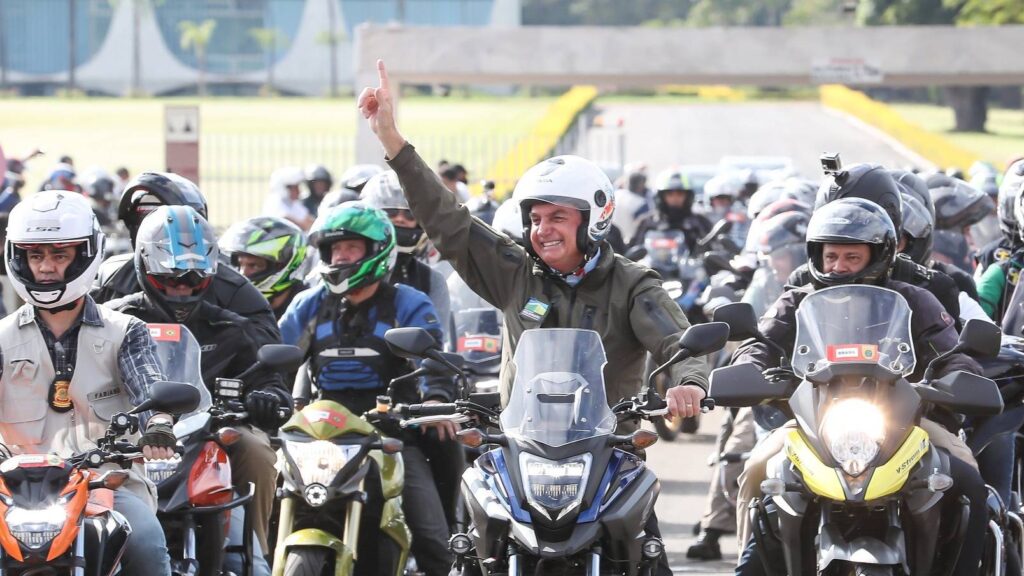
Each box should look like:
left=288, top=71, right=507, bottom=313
left=144, top=455, right=182, bottom=485
left=821, top=399, right=886, bottom=477
left=519, top=453, right=591, bottom=521
left=284, top=440, right=362, bottom=487
left=6, top=503, right=67, bottom=549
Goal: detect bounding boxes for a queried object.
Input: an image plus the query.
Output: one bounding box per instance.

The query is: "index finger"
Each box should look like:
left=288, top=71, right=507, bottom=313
left=377, top=59, right=390, bottom=90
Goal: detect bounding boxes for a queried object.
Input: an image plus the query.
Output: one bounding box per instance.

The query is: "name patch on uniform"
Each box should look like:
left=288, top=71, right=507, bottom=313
left=87, top=387, right=123, bottom=402
left=519, top=298, right=550, bottom=322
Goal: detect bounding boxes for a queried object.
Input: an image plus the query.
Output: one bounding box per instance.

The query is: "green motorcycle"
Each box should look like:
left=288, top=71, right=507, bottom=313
left=271, top=399, right=411, bottom=576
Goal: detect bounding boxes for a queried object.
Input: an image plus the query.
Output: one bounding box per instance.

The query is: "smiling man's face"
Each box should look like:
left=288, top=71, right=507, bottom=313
left=528, top=202, right=584, bottom=274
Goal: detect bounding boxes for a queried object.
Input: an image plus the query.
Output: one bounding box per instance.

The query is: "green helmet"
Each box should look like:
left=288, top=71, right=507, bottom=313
left=219, top=216, right=312, bottom=298
left=308, top=201, right=397, bottom=295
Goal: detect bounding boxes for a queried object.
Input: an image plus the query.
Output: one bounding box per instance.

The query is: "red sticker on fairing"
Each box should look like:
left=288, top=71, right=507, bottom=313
left=458, top=336, right=501, bottom=354
left=650, top=238, right=679, bottom=250
left=147, top=323, right=181, bottom=342
left=826, top=344, right=878, bottom=363
left=305, top=409, right=348, bottom=429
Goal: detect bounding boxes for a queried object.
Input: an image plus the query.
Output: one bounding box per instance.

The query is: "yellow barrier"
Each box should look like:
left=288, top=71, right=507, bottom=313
left=819, top=85, right=979, bottom=171
left=483, top=86, right=598, bottom=199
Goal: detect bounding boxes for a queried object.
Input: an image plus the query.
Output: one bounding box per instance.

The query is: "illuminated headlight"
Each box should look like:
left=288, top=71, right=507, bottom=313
left=822, top=399, right=886, bottom=477
left=285, top=440, right=362, bottom=487
left=145, top=454, right=182, bottom=485
left=519, top=453, right=591, bottom=520
left=7, top=503, right=67, bottom=549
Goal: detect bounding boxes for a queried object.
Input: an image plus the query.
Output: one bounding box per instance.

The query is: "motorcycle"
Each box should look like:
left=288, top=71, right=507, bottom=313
left=143, top=323, right=302, bottom=576
left=271, top=398, right=410, bottom=576
left=0, top=380, right=200, bottom=575
left=709, top=286, right=1005, bottom=576
left=382, top=322, right=730, bottom=576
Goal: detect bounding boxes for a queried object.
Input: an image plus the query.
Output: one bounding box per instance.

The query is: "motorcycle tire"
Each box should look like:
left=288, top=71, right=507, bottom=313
left=283, top=547, right=331, bottom=576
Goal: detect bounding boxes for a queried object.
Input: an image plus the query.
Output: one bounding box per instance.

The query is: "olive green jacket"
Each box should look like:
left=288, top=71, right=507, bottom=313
left=388, top=144, right=709, bottom=423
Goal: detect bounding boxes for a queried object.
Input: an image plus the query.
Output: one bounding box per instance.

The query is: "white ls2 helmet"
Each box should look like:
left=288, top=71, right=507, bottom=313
left=6, top=191, right=105, bottom=309
left=511, top=155, right=615, bottom=259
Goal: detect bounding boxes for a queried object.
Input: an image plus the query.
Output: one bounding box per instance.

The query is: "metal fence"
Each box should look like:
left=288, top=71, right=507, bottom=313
left=199, top=120, right=625, bottom=228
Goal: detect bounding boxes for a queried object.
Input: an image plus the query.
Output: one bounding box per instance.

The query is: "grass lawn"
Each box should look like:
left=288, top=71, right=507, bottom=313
left=0, top=96, right=553, bottom=225
left=889, top=103, right=1024, bottom=168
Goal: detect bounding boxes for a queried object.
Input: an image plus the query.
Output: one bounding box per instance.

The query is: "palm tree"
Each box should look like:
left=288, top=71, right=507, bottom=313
left=248, top=27, right=283, bottom=95
left=179, top=19, right=216, bottom=96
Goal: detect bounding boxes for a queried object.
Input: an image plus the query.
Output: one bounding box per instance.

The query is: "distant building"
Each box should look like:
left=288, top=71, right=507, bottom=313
left=0, top=0, right=520, bottom=96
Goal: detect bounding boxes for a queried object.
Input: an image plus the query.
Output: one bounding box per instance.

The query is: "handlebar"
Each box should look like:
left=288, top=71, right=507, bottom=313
left=405, top=403, right=459, bottom=417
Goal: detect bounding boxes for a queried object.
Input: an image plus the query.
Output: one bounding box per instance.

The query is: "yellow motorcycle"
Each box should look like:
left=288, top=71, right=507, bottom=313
left=271, top=399, right=410, bottom=576
left=710, top=285, right=1004, bottom=576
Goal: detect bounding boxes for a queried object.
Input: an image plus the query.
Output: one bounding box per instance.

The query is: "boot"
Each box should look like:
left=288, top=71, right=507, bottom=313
left=686, top=528, right=723, bottom=561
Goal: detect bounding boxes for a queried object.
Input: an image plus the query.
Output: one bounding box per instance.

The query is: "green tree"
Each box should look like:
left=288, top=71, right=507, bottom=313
left=249, top=27, right=285, bottom=95
left=783, top=0, right=850, bottom=25
left=178, top=19, right=216, bottom=96
left=686, top=0, right=791, bottom=26
left=956, top=0, right=1024, bottom=26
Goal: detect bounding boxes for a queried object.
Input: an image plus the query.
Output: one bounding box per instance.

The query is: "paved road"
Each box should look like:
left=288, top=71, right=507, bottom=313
left=579, top=100, right=924, bottom=179
left=575, top=101, right=922, bottom=574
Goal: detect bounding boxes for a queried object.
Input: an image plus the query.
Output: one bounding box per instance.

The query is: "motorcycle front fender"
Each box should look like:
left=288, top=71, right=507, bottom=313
left=273, top=529, right=353, bottom=576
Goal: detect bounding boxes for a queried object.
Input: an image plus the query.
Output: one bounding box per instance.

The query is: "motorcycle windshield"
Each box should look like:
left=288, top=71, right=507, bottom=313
left=146, top=323, right=212, bottom=417
left=500, top=329, right=616, bottom=447
left=643, top=229, right=686, bottom=270
left=452, top=307, right=503, bottom=363
left=792, top=285, right=915, bottom=379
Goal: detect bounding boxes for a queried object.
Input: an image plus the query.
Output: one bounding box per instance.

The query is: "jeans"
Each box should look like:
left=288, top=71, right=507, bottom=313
left=115, top=490, right=171, bottom=576
left=223, top=504, right=271, bottom=576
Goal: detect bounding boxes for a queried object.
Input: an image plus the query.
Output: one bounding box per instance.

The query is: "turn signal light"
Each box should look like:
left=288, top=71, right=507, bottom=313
left=100, top=470, right=130, bottom=490
left=217, top=427, right=242, bottom=446
left=457, top=429, right=485, bottom=448
left=630, top=430, right=658, bottom=450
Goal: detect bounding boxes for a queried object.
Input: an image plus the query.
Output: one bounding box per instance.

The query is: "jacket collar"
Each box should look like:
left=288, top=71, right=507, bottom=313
left=18, top=296, right=103, bottom=328
left=530, top=241, right=614, bottom=287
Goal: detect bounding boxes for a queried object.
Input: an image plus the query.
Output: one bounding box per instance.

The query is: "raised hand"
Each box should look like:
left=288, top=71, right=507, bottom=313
left=357, top=59, right=406, bottom=157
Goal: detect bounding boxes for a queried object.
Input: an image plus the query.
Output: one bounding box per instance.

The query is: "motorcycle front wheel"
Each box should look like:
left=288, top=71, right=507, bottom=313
left=283, top=547, right=331, bottom=576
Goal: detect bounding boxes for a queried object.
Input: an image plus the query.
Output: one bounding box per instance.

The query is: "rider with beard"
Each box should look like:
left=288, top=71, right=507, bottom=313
left=219, top=216, right=313, bottom=319
left=629, top=167, right=712, bottom=253
left=733, top=198, right=988, bottom=576
left=278, top=201, right=455, bottom=576
left=2, top=191, right=176, bottom=575
left=105, top=206, right=291, bottom=561
left=788, top=163, right=963, bottom=325
left=91, top=172, right=283, bottom=353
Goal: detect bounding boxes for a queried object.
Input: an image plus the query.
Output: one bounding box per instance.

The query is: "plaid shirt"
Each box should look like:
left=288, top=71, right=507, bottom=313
left=3, top=297, right=164, bottom=406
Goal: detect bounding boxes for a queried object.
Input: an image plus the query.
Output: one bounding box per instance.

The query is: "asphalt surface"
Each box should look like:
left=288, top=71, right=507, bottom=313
left=576, top=101, right=921, bottom=574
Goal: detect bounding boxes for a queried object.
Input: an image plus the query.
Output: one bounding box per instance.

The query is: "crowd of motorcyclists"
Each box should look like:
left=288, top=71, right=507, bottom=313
left=0, top=62, right=1022, bottom=575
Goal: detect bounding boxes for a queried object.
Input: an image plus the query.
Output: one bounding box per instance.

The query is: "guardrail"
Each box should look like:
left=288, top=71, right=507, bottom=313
left=819, top=84, right=980, bottom=171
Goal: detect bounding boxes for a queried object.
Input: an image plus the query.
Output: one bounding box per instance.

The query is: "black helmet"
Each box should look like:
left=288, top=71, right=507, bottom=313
left=998, top=159, right=1024, bottom=242
left=806, top=198, right=897, bottom=288
left=926, top=173, right=993, bottom=230
left=899, top=192, right=934, bottom=265
left=118, top=172, right=208, bottom=245
left=816, top=163, right=903, bottom=236
left=653, top=168, right=694, bottom=221
left=889, top=169, right=933, bottom=219
left=304, top=164, right=333, bottom=196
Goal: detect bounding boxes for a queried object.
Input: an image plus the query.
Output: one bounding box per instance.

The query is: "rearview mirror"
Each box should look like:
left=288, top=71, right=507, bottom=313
left=709, top=363, right=789, bottom=407
left=916, top=371, right=1003, bottom=416
left=957, top=319, right=1001, bottom=359
left=703, top=252, right=734, bottom=276
left=130, top=380, right=201, bottom=415
left=385, top=327, right=441, bottom=360
left=679, top=322, right=730, bottom=358
left=257, top=344, right=305, bottom=372
left=713, top=302, right=760, bottom=342
left=423, top=358, right=457, bottom=377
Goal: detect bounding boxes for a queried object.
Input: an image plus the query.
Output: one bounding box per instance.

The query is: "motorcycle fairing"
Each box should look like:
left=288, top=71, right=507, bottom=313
left=864, top=426, right=929, bottom=500
left=281, top=400, right=377, bottom=439
left=783, top=429, right=844, bottom=501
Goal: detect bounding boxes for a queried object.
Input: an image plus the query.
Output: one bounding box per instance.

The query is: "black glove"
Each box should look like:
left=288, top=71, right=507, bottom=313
left=762, top=366, right=798, bottom=386
left=246, top=390, right=291, bottom=430
left=139, top=420, right=176, bottom=451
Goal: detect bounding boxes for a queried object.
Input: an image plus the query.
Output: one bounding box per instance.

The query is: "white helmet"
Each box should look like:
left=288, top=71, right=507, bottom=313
left=511, top=155, right=615, bottom=258
left=492, top=199, right=523, bottom=242
left=361, top=170, right=428, bottom=255
left=703, top=173, right=744, bottom=202
left=6, top=191, right=105, bottom=309
left=269, top=166, right=305, bottom=197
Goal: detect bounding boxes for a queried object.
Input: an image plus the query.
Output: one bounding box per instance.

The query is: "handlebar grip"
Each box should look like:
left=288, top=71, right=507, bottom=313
left=407, top=403, right=458, bottom=416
